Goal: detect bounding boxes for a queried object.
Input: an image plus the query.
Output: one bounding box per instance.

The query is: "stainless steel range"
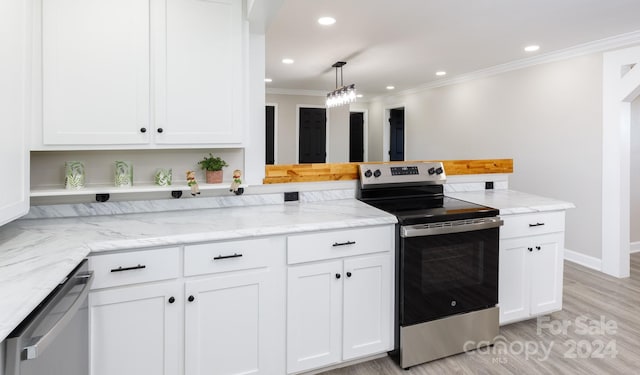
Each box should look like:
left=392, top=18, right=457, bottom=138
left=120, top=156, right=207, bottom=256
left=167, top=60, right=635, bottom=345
left=356, top=162, right=502, bottom=369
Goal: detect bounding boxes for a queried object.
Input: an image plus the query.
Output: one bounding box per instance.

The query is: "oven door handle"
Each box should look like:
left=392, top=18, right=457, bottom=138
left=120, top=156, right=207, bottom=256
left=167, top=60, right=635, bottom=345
left=401, top=217, right=503, bottom=237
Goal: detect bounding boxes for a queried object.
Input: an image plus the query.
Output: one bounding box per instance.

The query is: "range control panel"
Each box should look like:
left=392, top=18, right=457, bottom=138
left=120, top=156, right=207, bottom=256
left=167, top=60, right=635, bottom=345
left=358, top=162, right=446, bottom=187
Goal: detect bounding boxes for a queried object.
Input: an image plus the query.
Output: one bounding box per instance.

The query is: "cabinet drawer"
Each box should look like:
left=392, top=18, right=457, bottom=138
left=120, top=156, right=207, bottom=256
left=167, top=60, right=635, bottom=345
left=287, top=225, right=394, bottom=265
left=89, top=247, right=180, bottom=289
left=501, top=211, right=565, bottom=239
left=184, top=237, right=283, bottom=276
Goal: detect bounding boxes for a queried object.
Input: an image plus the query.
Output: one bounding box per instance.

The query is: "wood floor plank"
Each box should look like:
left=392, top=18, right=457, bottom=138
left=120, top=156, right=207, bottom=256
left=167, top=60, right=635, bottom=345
left=318, top=254, right=640, bottom=375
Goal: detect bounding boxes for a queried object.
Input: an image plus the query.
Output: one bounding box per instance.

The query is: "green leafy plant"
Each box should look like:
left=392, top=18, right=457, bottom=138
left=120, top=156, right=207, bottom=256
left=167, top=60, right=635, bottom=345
left=198, top=153, right=228, bottom=171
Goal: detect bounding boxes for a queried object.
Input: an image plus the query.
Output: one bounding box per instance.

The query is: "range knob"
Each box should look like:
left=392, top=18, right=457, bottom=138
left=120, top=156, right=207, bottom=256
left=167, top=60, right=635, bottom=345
left=428, top=167, right=436, bottom=175
left=435, top=167, right=444, bottom=175
left=364, top=169, right=373, bottom=178
left=373, top=169, right=382, bottom=178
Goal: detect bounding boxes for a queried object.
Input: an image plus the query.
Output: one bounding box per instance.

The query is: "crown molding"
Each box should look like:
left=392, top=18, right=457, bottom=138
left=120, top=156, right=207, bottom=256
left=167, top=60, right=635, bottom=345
left=369, top=30, right=640, bottom=102
left=266, top=88, right=327, bottom=96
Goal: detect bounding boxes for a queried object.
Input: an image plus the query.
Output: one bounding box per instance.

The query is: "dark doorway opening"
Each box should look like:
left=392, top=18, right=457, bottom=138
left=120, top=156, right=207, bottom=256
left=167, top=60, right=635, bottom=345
left=349, top=112, right=365, bottom=162
left=265, top=105, right=275, bottom=165
left=299, top=107, right=327, bottom=163
left=389, top=108, right=405, bottom=161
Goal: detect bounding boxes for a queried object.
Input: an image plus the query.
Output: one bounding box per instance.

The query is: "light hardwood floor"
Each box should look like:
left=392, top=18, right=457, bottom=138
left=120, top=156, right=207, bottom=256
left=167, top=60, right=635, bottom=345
left=320, top=253, right=640, bottom=375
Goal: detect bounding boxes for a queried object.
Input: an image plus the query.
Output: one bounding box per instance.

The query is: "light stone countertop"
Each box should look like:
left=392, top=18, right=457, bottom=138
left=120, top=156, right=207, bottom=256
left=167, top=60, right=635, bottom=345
left=0, top=199, right=396, bottom=342
left=446, top=189, right=575, bottom=214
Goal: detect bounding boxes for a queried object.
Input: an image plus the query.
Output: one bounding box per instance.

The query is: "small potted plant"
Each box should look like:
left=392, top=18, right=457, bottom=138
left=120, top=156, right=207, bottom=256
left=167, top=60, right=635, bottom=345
left=198, top=153, right=228, bottom=184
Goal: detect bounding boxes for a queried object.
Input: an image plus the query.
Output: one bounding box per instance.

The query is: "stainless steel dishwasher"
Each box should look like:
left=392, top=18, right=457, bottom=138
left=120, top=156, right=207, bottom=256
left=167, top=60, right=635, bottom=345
left=4, top=259, right=93, bottom=375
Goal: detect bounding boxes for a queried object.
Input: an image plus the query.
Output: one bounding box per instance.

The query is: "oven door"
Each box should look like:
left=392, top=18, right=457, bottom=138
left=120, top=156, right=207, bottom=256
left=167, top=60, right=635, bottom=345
left=399, top=217, right=502, bottom=326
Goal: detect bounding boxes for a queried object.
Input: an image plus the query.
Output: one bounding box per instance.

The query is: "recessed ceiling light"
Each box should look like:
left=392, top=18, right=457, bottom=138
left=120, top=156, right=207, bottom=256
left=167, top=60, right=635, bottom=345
left=264, top=78, right=272, bottom=83
left=356, top=94, right=363, bottom=98
left=524, top=45, right=540, bottom=52
left=282, top=58, right=294, bottom=64
left=318, top=17, right=336, bottom=25
left=386, top=86, right=395, bottom=90
left=436, top=71, right=447, bottom=76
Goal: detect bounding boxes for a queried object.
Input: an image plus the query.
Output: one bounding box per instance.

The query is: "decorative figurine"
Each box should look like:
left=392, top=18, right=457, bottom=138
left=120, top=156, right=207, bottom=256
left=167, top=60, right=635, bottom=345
left=114, top=161, right=133, bottom=187
left=64, top=161, right=85, bottom=190
left=186, top=170, right=200, bottom=196
left=154, top=168, right=172, bottom=187
left=229, top=169, right=244, bottom=195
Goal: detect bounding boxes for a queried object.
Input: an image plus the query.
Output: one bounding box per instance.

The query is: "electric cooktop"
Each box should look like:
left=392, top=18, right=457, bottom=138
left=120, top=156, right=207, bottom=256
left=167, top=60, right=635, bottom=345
left=356, top=162, right=499, bottom=225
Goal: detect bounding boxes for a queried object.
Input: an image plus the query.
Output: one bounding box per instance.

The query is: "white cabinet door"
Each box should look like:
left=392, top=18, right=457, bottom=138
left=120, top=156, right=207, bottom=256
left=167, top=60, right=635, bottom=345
left=498, top=237, right=531, bottom=324
left=185, top=268, right=284, bottom=375
left=530, top=234, right=564, bottom=316
left=287, top=260, right=343, bottom=373
left=42, top=0, right=150, bottom=145
left=89, top=282, right=180, bottom=375
left=499, top=233, right=564, bottom=325
left=156, top=0, right=243, bottom=144
left=342, top=254, right=392, bottom=361
left=0, top=0, right=29, bottom=226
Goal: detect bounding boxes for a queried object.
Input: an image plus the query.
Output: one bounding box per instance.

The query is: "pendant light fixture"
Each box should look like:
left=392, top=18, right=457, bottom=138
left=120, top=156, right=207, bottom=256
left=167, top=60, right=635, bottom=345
left=326, top=61, right=356, bottom=108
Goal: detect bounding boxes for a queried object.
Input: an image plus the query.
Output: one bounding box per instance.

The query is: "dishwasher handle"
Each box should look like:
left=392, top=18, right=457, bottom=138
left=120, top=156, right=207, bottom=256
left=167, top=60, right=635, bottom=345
left=24, top=270, right=94, bottom=360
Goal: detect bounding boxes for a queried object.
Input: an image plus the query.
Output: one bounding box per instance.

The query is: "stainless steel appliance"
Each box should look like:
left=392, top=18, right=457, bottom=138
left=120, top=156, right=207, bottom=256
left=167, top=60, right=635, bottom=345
left=357, top=162, right=502, bottom=369
left=4, top=259, right=93, bottom=375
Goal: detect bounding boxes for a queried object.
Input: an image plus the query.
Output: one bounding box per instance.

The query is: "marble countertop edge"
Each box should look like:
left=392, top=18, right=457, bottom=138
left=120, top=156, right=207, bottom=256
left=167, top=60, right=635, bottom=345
left=87, top=216, right=397, bottom=253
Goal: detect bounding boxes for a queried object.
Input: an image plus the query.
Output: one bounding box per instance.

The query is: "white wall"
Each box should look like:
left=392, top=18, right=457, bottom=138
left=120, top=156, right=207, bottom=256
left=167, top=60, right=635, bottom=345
left=366, top=53, right=604, bottom=259
left=631, top=97, right=640, bottom=243
left=265, top=93, right=349, bottom=164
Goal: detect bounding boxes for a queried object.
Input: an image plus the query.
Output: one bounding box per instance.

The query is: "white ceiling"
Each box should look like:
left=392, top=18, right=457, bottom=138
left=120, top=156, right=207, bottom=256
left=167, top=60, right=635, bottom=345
left=265, top=0, right=640, bottom=98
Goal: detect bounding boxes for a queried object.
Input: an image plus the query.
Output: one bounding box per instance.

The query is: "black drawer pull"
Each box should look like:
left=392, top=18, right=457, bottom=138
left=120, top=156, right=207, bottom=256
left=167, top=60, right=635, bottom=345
left=110, top=264, right=146, bottom=273
left=213, top=253, right=243, bottom=261
left=332, top=241, right=356, bottom=247
left=529, top=222, right=545, bottom=227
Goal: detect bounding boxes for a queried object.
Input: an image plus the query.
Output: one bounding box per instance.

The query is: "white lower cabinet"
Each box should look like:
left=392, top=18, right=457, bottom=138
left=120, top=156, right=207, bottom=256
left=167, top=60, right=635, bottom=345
left=499, top=211, right=565, bottom=325
left=287, top=260, right=342, bottom=373
left=89, top=282, right=181, bottom=375
left=89, top=238, right=285, bottom=375
left=342, top=255, right=392, bottom=360
left=286, top=252, right=392, bottom=374
left=184, top=268, right=284, bottom=375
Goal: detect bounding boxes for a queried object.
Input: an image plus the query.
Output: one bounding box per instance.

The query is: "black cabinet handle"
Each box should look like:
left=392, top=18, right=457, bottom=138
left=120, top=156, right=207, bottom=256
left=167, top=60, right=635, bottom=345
left=110, top=264, right=146, bottom=273
left=335, top=273, right=341, bottom=279
left=140, top=127, right=147, bottom=133
left=528, top=247, right=533, bottom=252
left=213, top=253, right=243, bottom=261
left=188, top=295, right=195, bottom=302
left=168, top=297, right=175, bottom=304
left=346, top=272, right=352, bottom=278
left=332, top=241, right=356, bottom=247
left=157, top=127, right=164, bottom=133
left=536, top=246, right=541, bottom=251
left=529, top=222, right=545, bottom=227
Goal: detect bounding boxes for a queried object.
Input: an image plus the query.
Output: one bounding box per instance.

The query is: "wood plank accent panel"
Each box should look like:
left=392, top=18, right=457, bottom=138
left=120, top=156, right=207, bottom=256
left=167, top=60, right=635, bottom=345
left=263, top=159, right=513, bottom=184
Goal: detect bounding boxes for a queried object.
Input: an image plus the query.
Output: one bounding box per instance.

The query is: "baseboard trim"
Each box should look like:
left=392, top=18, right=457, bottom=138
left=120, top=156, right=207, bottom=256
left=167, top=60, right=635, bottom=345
left=564, top=248, right=602, bottom=271
left=631, top=242, right=640, bottom=254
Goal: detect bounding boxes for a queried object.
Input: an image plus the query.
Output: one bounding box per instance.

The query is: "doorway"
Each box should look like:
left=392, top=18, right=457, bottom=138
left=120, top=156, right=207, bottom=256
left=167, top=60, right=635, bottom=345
left=389, top=108, right=405, bottom=161
left=265, top=105, right=275, bottom=165
left=298, top=107, right=327, bottom=163
left=349, top=112, right=365, bottom=162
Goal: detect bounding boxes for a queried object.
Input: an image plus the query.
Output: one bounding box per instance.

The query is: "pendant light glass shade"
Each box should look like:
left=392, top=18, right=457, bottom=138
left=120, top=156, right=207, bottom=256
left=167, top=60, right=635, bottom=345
left=326, top=62, right=356, bottom=108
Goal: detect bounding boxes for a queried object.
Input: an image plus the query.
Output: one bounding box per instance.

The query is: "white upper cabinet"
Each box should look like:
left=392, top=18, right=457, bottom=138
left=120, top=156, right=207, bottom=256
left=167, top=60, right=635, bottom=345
left=36, top=0, right=245, bottom=149
left=42, top=0, right=150, bottom=145
left=0, top=0, right=30, bottom=226
left=157, top=0, right=244, bottom=144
